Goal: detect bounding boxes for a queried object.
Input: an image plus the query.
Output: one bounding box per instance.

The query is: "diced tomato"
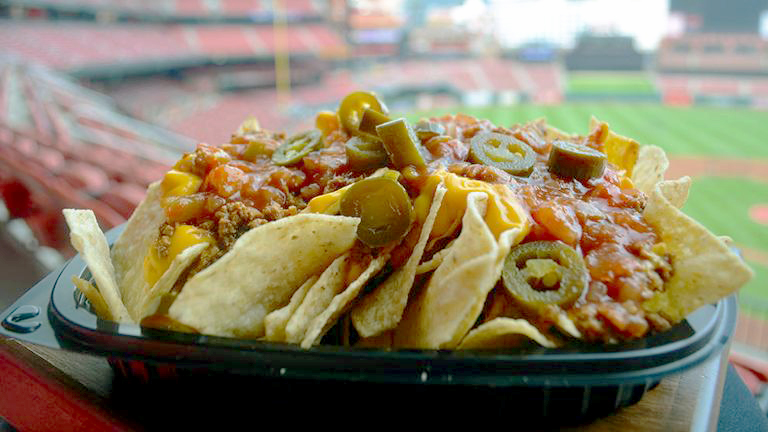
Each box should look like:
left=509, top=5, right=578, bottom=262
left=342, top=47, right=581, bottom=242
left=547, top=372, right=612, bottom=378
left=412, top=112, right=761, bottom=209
left=610, top=210, right=651, bottom=233
left=226, top=160, right=264, bottom=174
left=572, top=201, right=605, bottom=224
left=241, top=184, right=286, bottom=209
left=265, top=167, right=306, bottom=194
left=585, top=243, right=642, bottom=283
left=204, top=165, right=245, bottom=198
left=612, top=273, right=653, bottom=303
left=531, top=202, right=582, bottom=246
left=194, top=143, right=233, bottom=175
left=581, top=219, right=621, bottom=252
left=424, top=136, right=468, bottom=161
left=302, top=146, right=348, bottom=177
left=164, top=192, right=225, bottom=224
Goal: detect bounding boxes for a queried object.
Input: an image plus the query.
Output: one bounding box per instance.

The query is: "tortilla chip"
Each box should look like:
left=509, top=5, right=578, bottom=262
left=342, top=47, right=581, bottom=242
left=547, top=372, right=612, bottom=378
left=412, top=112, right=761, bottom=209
left=63, top=209, right=133, bottom=323
left=350, top=184, right=447, bottom=338
left=553, top=312, right=581, bottom=339
left=631, top=145, right=669, bottom=196
left=72, top=277, right=113, bottom=321
left=110, top=181, right=166, bottom=321
left=656, top=175, right=690, bottom=209
left=642, top=178, right=754, bottom=322
left=138, top=242, right=208, bottom=318
left=458, top=317, right=557, bottom=349
left=393, top=193, right=523, bottom=349
left=285, top=253, right=350, bottom=343
left=538, top=119, right=574, bottom=142
left=168, top=214, right=359, bottom=338
left=415, top=241, right=454, bottom=275
left=589, top=117, right=639, bottom=176
left=301, top=253, right=390, bottom=348
left=263, top=275, right=319, bottom=342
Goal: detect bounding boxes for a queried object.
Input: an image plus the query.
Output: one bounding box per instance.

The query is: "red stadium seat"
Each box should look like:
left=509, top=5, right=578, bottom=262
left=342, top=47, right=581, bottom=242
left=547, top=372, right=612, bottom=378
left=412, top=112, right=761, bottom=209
left=58, top=161, right=110, bottom=196
left=99, top=182, right=147, bottom=219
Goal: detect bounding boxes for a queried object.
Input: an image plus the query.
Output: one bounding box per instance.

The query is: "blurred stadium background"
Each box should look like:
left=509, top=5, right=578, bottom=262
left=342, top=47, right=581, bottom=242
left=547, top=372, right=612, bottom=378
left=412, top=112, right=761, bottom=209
left=1, top=0, right=767, bottom=412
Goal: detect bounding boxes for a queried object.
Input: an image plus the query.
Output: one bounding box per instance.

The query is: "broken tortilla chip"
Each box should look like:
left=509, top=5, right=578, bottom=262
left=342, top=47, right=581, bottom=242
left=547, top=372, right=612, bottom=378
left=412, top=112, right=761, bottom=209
left=72, top=277, right=113, bottom=321
left=110, top=182, right=166, bottom=321
left=301, top=252, right=390, bottom=348
left=63, top=209, right=132, bottom=323
left=285, top=253, right=350, bottom=343
left=393, top=192, right=523, bottom=349
left=458, top=317, right=557, bottom=349
left=415, top=240, right=454, bottom=275
left=642, top=178, right=755, bottom=322
left=167, top=214, right=359, bottom=338
left=263, top=275, right=318, bottom=342
left=631, top=145, right=669, bottom=196
left=139, top=242, right=208, bottom=318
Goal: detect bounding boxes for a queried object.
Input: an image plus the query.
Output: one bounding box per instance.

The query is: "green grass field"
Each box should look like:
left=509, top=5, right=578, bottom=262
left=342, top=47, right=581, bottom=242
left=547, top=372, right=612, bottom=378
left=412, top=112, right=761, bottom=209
left=566, top=73, right=657, bottom=94
left=409, top=103, right=768, bottom=309
left=410, top=103, right=768, bottom=158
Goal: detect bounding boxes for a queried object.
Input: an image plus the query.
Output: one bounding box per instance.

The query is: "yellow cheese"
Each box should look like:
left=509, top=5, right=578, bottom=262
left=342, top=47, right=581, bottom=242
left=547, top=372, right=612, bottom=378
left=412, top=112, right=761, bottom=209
left=160, top=170, right=202, bottom=198
left=589, top=116, right=639, bottom=177
left=305, top=185, right=349, bottom=214
left=415, top=170, right=530, bottom=242
left=143, top=225, right=213, bottom=287
left=304, top=168, right=400, bottom=215
left=304, top=168, right=529, bottom=243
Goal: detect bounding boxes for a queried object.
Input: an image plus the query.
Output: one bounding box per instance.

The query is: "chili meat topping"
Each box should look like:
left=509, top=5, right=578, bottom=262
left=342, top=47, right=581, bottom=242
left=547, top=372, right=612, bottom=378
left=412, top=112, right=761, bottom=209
left=154, top=107, right=673, bottom=343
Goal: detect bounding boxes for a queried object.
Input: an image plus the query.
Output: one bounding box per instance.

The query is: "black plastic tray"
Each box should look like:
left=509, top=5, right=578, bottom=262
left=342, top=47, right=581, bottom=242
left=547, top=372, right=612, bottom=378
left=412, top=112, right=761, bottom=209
left=0, top=226, right=738, bottom=425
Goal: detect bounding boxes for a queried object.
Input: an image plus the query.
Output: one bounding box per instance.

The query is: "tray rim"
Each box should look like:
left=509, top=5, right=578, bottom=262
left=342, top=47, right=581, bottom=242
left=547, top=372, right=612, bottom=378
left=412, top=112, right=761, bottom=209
left=1, top=225, right=739, bottom=388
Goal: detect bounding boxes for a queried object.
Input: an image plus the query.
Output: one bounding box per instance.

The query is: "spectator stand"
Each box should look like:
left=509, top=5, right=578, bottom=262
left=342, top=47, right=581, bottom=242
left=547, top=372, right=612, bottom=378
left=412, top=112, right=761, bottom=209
left=656, top=33, right=768, bottom=109
left=2, top=0, right=324, bottom=24
left=0, top=56, right=194, bottom=262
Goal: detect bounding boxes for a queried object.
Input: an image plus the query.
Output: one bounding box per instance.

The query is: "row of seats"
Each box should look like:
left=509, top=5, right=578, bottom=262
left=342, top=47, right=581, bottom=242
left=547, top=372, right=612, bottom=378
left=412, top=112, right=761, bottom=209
left=657, top=33, right=768, bottom=74
left=658, top=74, right=768, bottom=106
left=0, top=22, right=346, bottom=70
left=0, top=59, right=191, bottom=253
left=13, top=0, right=321, bottom=17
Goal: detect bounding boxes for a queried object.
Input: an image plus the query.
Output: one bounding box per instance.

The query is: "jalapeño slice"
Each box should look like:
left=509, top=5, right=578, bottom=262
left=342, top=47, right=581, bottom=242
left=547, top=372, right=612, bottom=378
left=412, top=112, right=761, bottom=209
left=376, top=118, right=427, bottom=171
left=340, top=176, right=413, bottom=247
left=272, top=130, right=322, bottom=166
left=548, top=140, right=607, bottom=181
left=502, top=241, right=588, bottom=310
left=345, top=136, right=389, bottom=171
left=358, top=108, right=391, bottom=137
left=470, top=132, right=536, bottom=177
left=339, top=91, right=389, bottom=136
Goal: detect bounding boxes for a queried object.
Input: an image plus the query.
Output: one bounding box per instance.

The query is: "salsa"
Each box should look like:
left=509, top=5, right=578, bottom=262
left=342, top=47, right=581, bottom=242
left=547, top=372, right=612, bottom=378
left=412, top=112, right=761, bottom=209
left=150, top=101, right=673, bottom=344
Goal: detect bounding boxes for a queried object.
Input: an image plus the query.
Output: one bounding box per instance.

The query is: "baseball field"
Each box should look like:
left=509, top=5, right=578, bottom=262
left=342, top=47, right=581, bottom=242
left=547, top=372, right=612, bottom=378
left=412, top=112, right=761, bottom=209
left=411, top=103, right=768, bottom=315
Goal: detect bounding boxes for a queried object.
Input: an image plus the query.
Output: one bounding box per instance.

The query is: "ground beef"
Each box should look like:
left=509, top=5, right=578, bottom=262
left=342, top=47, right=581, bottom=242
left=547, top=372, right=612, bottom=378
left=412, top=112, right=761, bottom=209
left=156, top=224, right=175, bottom=258
left=262, top=203, right=298, bottom=221
left=214, top=201, right=267, bottom=251
left=322, top=173, right=358, bottom=194
left=186, top=244, right=223, bottom=281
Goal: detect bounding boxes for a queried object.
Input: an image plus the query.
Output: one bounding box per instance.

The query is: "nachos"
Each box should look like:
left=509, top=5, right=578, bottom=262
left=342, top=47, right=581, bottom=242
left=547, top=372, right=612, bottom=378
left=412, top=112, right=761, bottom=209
left=65, top=91, right=753, bottom=350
